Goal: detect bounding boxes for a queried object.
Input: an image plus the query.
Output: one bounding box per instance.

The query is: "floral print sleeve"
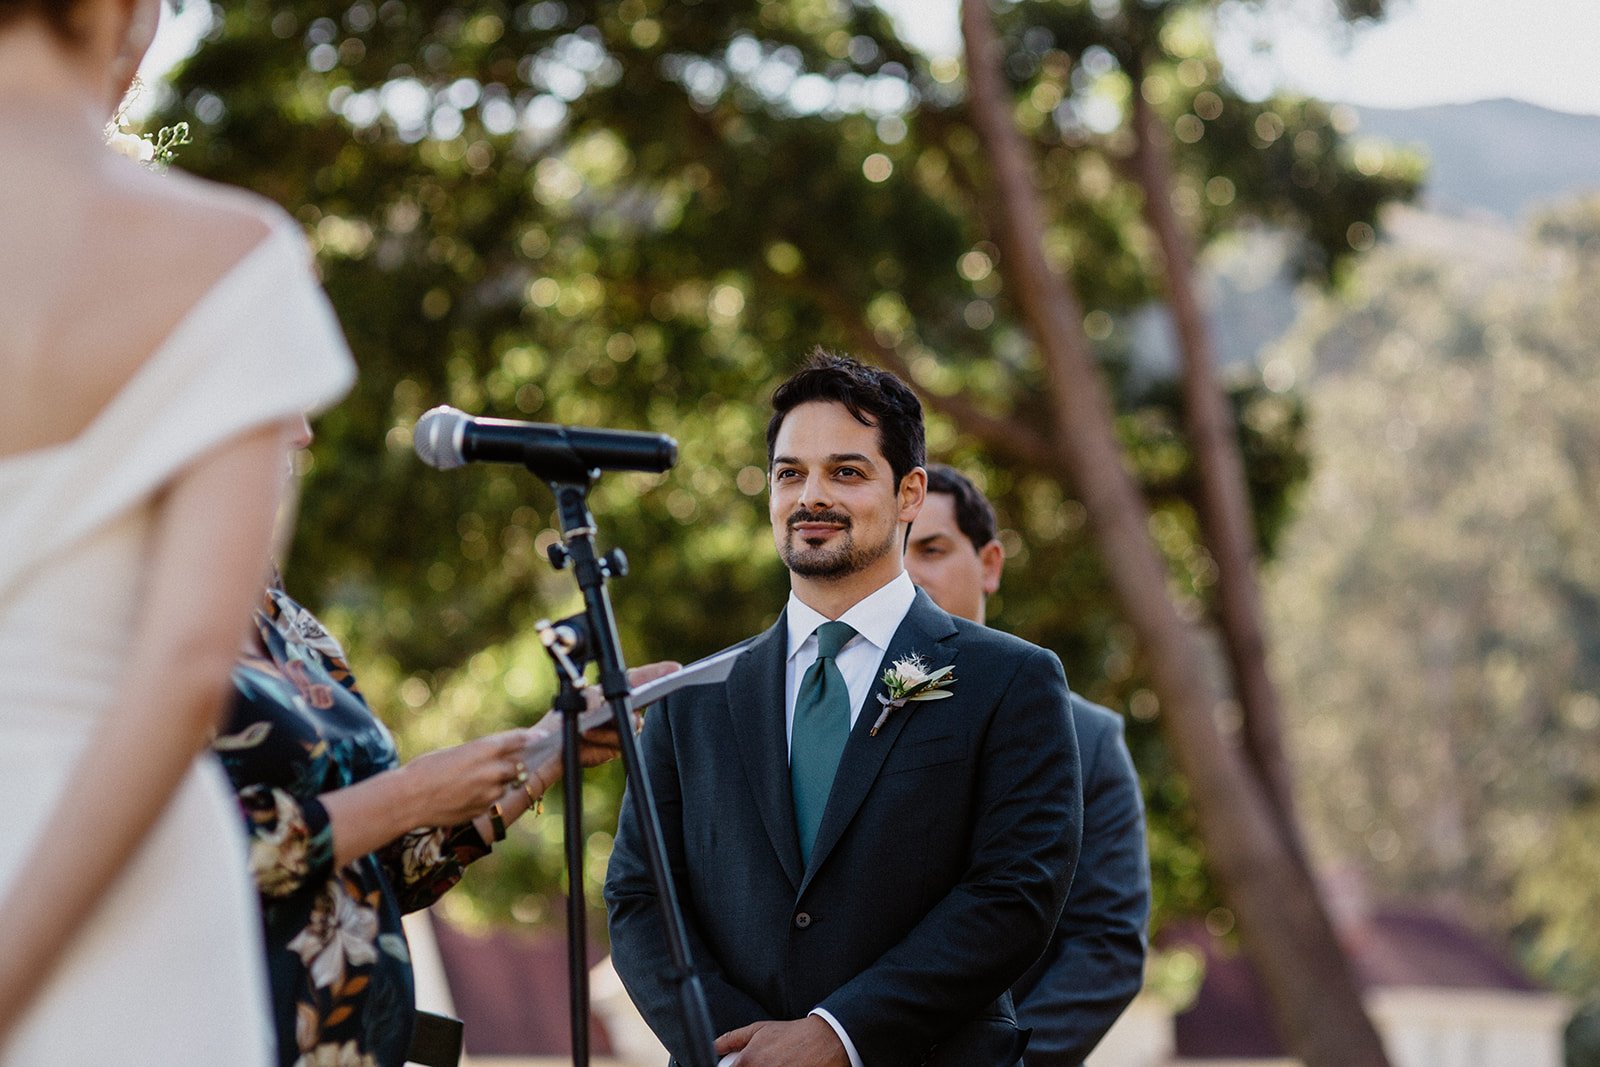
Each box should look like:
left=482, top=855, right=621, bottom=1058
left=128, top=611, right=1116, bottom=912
left=238, top=784, right=336, bottom=898
left=217, top=586, right=448, bottom=1067
left=377, top=822, right=493, bottom=915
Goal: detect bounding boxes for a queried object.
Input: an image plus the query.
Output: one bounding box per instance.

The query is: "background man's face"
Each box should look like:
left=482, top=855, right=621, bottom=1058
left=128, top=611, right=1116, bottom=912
left=905, top=491, right=1003, bottom=624
left=768, top=400, right=916, bottom=581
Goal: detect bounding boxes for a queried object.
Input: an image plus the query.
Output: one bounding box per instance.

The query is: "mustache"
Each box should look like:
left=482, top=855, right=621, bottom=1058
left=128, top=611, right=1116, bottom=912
left=788, top=509, right=851, bottom=529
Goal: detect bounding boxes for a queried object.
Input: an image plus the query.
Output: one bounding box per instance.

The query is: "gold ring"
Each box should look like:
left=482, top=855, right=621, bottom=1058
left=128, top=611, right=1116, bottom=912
left=514, top=760, right=529, bottom=786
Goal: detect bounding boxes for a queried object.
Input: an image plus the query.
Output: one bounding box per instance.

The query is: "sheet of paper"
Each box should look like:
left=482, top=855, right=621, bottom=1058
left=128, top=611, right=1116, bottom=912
left=626, top=640, right=748, bottom=711
left=519, top=641, right=749, bottom=768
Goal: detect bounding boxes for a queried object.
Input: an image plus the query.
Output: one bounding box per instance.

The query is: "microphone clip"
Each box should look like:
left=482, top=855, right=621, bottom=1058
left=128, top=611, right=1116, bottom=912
left=536, top=613, right=592, bottom=688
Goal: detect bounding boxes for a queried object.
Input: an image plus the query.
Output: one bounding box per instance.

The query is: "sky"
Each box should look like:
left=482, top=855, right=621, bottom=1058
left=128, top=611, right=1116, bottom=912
left=142, top=0, right=1600, bottom=118
left=136, top=0, right=211, bottom=94
left=876, top=0, right=1600, bottom=117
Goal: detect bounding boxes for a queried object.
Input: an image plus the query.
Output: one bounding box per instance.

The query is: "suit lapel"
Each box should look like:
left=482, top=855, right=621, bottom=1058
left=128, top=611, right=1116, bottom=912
left=799, top=589, right=960, bottom=896
left=724, top=614, right=805, bottom=889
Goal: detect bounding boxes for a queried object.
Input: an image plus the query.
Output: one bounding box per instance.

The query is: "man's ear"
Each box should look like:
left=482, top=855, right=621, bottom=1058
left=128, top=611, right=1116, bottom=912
left=978, top=538, right=1004, bottom=596
left=897, top=466, right=927, bottom=524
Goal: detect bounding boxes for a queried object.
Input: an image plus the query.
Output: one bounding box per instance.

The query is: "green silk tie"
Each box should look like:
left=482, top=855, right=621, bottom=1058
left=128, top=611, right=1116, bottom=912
left=790, top=620, right=858, bottom=866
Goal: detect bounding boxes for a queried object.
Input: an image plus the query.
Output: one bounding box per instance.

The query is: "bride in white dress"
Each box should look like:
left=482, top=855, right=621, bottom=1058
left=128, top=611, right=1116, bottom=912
left=0, top=0, right=354, bottom=1061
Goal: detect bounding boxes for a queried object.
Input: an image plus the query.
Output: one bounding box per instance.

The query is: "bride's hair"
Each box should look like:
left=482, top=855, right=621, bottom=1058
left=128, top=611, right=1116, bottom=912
left=0, top=0, right=85, bottom=41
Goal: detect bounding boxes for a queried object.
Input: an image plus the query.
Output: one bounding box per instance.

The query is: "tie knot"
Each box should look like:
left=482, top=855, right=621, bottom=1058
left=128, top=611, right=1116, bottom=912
left=814, top=620, right=856, bottom=660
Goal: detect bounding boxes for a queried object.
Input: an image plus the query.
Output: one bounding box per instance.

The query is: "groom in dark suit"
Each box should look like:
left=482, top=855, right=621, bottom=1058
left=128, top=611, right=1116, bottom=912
left=606, top=352, right=1081, bottom=1067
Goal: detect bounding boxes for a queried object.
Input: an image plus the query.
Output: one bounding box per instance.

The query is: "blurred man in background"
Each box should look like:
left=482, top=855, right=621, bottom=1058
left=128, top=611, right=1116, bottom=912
left=906, top=465, right=1150, bottom=1067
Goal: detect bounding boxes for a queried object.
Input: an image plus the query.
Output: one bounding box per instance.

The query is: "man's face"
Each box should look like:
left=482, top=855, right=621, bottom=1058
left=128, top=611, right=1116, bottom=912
left=769, top=401, right=922, bottom=582
left=905, top=491, right=1004, bottom=624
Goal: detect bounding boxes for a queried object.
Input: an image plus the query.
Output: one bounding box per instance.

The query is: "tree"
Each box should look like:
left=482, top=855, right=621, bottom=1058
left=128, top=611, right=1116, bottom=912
left=957, top=1, right=1394, bottom=1061
left=1265, top=197, right=1600, bottom=997
left=156, top=4, right=1407, bottom=1033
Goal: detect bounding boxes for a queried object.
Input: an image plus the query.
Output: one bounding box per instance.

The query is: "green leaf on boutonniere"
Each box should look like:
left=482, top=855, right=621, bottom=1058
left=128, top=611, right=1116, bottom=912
left=873, top=655, right=957, bottom=733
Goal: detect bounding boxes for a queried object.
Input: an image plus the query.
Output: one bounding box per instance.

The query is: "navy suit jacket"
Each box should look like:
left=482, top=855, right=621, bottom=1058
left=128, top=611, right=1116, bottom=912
left=605, top=589, right=1081, bottom=1067
left=1014, top=696, right=1150, bottom=1066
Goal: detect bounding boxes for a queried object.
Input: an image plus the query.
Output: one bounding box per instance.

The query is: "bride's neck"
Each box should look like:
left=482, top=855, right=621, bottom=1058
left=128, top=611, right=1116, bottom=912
left=0, top=26, right=110, bottom=139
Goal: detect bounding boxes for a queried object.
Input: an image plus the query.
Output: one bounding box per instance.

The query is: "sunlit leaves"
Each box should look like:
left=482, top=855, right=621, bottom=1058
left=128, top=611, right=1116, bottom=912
left=160, top=0, right=1355, bottom=931
left=1266, top=197, right=1600, bottom=993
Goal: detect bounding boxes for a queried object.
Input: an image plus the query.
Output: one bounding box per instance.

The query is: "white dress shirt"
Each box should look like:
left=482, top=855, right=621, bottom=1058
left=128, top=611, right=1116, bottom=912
left=755, top=568, right=916, bottom=1067
left=783, top=569, right=918, bottom=758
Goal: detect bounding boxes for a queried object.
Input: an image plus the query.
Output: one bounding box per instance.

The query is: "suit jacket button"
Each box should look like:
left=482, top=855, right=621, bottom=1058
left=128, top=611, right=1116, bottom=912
left=794, top=912, right=812, bottom=929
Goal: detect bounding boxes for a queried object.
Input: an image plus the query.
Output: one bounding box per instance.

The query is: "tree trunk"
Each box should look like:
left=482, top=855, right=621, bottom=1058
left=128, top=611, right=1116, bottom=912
left=1125, top=80, right=1309, bottom=865
left=959, top=3, right=1390, bottom=1063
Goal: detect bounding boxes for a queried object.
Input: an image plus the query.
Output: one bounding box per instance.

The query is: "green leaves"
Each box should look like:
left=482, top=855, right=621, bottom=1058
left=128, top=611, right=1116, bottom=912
left=1267, top=196, right=1600, bottom=995
left=158, top=0, right=1387, bottom=932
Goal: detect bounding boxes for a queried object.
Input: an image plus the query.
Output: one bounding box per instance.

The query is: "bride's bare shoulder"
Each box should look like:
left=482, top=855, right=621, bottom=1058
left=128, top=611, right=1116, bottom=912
left=0, top=168, right=308, bottom=456
left=102, top=165, right=298, bottom=279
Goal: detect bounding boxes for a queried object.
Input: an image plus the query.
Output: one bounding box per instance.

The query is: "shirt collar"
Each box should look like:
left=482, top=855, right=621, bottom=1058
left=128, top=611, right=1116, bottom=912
left=785, top=570, right=917, bottom=661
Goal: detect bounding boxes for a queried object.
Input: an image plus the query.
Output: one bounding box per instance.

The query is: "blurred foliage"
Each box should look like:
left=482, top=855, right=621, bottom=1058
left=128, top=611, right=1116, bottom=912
left=158, top=0, right=1408, bottom=934
left=1567, top=999, right=1600, bottom=1067
left=1265, top=195, right=1600, bottom=995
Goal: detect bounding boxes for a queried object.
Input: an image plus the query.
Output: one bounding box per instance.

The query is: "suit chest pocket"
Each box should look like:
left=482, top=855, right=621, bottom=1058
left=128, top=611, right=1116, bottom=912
left=881, top=733, right=964, bottom=776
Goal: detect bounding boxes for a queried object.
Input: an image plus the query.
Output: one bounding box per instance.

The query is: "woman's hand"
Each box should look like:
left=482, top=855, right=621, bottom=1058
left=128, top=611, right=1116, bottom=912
left=519, top=660, right=682, bottom=798
left=395, top=731, right=529, bottom=829
left=327, top=662, right=685, bottom=859
left=576, top=659, right=682, bottom=766
left=320, top=730, right=531, bottom=867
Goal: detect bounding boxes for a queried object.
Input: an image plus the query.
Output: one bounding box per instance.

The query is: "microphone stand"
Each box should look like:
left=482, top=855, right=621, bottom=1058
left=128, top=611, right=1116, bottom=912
left=530, top=468, right=718, bottom=1067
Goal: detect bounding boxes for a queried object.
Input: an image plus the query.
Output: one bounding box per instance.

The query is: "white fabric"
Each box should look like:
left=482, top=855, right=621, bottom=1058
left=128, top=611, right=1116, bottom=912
left=0, top=218, right=354, bottom=1065
left=782, top=569, right=916, bottom=1067
left=811, top=1007, right=867, bottom=1067
left=783, top=569, right=917, bottom=757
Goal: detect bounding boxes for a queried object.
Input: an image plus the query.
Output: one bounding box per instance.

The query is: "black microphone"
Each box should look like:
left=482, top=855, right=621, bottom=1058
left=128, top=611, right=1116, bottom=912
left=413, top=405, right=678, bottom=475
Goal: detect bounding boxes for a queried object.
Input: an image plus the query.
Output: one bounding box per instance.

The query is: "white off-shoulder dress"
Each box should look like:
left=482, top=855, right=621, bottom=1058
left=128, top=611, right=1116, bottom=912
left=0, top=219, right=355, bottom=1065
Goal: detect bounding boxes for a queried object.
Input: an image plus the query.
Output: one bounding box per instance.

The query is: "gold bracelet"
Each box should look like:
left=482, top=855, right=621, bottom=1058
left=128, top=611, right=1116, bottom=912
left=522, top=780, right=544, bottom=816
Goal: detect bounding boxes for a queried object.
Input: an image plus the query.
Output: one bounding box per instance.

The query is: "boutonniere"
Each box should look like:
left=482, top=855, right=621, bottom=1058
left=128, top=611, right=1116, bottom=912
left=870, top=653, right=955, bottom=735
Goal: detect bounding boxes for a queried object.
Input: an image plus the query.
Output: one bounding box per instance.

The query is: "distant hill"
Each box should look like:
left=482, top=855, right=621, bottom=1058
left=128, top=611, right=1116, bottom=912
left=1129, top=98, right=1600, bottom=376
left=1351, top=98, right=1600, bottom=219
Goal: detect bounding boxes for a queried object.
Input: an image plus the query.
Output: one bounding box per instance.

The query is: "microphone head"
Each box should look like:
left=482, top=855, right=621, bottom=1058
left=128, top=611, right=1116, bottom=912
left=413, top=405, right=470, bottom=469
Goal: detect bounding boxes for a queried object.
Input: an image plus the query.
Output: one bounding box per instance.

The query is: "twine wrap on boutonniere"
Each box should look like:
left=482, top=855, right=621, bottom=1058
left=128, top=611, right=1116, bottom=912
left=870, top=653, right=955, bottom=735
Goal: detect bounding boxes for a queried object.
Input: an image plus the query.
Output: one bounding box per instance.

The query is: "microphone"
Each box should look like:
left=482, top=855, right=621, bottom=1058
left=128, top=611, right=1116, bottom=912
left=413, top=405, right=678, bottom=475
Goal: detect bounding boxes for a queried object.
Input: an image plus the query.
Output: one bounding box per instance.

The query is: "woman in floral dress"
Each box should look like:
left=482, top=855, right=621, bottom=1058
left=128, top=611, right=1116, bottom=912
left=218, top=576, right=671, bottom=1067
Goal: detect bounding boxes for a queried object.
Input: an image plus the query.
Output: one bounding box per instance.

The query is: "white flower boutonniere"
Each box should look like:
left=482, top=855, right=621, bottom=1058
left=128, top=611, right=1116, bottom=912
left=870, top=653, right=955, bottom=735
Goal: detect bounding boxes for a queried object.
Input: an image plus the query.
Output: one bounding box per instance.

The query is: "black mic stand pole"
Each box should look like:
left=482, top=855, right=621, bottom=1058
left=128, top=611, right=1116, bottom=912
left=534, top=470, right=718, bottom=1067
left=536, top=628, right=595, bottom=1066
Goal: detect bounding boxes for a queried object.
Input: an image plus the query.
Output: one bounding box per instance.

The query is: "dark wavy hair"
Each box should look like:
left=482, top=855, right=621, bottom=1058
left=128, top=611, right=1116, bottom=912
left=766, top=348, right=926, bottom=488
left=0, top=0, right=84, bottom=39
left=924, top=464, right=1000, bottom=552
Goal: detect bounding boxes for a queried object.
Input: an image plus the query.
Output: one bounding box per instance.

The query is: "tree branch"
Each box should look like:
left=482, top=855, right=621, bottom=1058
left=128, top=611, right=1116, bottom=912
left=1127, top=77, right=1308, bottom=864
left=960, top=3, right=1390, bottom=1064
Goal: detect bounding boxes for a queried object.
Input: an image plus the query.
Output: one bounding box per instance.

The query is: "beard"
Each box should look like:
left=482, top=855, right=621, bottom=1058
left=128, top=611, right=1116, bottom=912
left=778, top=508, right=896, bottom=579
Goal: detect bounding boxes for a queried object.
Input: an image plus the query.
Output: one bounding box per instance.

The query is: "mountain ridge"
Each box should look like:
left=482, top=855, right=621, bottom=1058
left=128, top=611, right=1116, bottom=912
left=1349, top=97, right=1600, bottom=219
left=1129, top=97, right=1600, bottom=374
